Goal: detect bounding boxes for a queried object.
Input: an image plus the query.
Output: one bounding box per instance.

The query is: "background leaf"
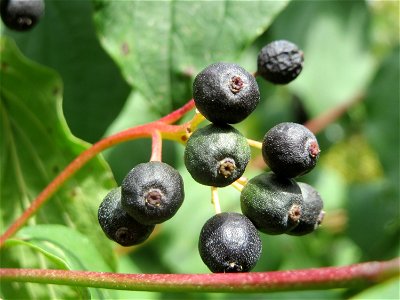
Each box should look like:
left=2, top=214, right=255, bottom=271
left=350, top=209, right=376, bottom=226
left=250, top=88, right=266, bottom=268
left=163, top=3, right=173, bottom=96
left=92, top=0, right=290, bottom=114
left=0, top=37, right=117, bottom=298
left=2, top=224, right=120, bottom=299
left=2, top=0, right=131, bottom=143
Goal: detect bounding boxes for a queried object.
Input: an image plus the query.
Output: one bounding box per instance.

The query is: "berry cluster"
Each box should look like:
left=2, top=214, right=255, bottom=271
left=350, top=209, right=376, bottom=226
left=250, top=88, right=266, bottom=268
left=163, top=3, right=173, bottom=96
left=97, top=40, right=324, bottom=274
left=0, top=0, right=44, bottom=31
left=98, top=161, right=184, bottom=246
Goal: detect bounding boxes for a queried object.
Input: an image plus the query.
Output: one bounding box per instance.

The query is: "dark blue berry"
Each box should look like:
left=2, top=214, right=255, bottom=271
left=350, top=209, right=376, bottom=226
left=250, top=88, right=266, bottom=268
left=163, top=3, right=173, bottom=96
left=193, top=62, right=260, bottom=124
left=257, top=40, right=304, bottom=84
left=198, top=212, right=262, bottom=273
left=121, top=161, right=184, bottom=225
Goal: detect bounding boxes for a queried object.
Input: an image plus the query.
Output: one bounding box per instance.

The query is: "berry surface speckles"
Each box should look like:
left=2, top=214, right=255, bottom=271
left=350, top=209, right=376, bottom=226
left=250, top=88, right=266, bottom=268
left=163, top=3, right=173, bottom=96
left=198, top=212, right=262, bottom=273
left=193, top=62, right=260, bottom=124
left=121, top=161, right=184, bottom=225
left=240, top=172, right=304, bottom=235
left=257, top=40, right=303, bottom=84
left=287, top=182, right=324, bottom=236
left=184, top=124, right=251, bottom=187
left=262, top=122, right=320, bottom=178
left=98, top=187, right=155, bottom=246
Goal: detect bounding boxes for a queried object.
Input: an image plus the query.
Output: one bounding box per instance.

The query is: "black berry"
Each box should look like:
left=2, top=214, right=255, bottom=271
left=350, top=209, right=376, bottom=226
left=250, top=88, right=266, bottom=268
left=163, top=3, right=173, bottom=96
left=98, top=187, right=155, bottom=246
left=0, top=0, right=44, bottom=31
left=198, top=212, right=262, bottom=273
left=262, top=122, right=320, bottom=178
left=193, top=62, right=260, bottom=124
left=257, top=40, right=304, bottom=84
left=287, top=182, right=324, bottom=236
left=184, top=124, right=251, bottom=187
left=121, top=161, right=184, bottom=225
left=240, top=172, right=304, bottom=235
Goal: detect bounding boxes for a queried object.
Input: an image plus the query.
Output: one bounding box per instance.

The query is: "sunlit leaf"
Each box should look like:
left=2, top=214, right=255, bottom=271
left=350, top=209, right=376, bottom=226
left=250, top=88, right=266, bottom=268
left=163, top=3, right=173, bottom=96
left=92, top=0, right=290, bottom=113
left=0, top=37, right=117, bottom=298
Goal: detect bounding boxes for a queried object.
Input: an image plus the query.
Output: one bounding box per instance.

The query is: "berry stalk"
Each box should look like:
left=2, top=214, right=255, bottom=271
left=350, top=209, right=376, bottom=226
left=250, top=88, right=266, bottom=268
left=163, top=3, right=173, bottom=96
left=149, top=130, right=163, bottom=162
left=211, top=187, right=221, bottom=214
left=0, top=258, right=398, bottom=293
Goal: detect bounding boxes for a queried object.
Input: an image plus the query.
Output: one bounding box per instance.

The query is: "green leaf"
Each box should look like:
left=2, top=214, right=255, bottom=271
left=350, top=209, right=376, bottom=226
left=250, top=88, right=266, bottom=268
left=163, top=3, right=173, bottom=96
left=15, top=225, right=113, bottom=272
left=3, top=0, right=131, bottom=143
left=2, top=238, right=91, bottom=299
left=346, top=47, right=400, bottom=261
left=350, top=277, right=400, bottom=300
left=0, top=37, right=117, bottom=297
left=363, top=47, right=399, bottom=190
left=92, top=0, right=290, bottom=114
left=3, top=225, right=119, bottom=299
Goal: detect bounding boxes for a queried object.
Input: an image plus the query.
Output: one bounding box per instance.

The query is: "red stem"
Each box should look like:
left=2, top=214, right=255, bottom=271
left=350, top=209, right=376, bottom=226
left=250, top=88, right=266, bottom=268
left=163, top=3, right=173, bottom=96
left=158, top=99, right=195, bottom=124
left=150, top=130, right=163, bottom=162
left=0, top=100, right=196, bottom=247
left=1, top=258, right=398, bottom=293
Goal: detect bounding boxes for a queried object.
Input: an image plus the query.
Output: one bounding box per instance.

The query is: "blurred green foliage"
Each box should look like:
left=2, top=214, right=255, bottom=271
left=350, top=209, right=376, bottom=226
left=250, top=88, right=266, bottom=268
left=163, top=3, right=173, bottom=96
left=1, top=0, right=399, bottom=299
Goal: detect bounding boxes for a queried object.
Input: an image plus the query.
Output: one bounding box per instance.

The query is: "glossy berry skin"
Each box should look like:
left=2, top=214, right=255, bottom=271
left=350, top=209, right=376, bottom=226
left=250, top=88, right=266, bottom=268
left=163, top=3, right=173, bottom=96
left=198, top=212, right=262, bottom=273
left=240, top=172, right=304, bottom=235
left=262, top=122, right=320, bottom=178
left=121, top=161, right=184, bottom=225
left=0, top=0, right=44, bottom=31
left=98, top=187, right=155, bottom=246
left=193, top=62, right=260, bottom=124
left=287, top=182, right=324, bottom=236
left=184, top=124, right=251, bottom=187
left=257, top=40, right=303, bottom=84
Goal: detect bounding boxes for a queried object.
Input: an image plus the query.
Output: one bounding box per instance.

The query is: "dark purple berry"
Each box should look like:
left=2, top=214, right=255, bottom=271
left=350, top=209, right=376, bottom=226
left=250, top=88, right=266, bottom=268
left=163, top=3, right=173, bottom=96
left=198, top=212, right=262, bottom=273
left=287, top=182, right=324, bottom=236
left=121, top=161, right=184, bottom=225
left=1, top=0, right=44, bottom=31
left=98, top=188, right=155, bottom=246
left=257, top=40, right=304, bottom=84
left=262, top=122, right=320, bottom=178
left=193, top=62, right=260, bottom=124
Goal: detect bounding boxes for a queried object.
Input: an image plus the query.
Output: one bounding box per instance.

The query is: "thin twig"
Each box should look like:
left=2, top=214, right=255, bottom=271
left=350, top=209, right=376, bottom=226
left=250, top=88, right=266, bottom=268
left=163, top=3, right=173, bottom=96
left=247, top=139, right=262, bottom=150
left=231, top=181, right=244, bottom=192
left=211, top=187, right=221, bottom=214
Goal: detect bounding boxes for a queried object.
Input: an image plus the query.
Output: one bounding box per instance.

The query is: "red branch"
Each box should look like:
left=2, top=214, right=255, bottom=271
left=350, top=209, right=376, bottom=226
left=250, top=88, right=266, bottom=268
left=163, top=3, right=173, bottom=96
left=1, top=258, right=398, bottom=293
left=159, top=99, right=195, bottom=124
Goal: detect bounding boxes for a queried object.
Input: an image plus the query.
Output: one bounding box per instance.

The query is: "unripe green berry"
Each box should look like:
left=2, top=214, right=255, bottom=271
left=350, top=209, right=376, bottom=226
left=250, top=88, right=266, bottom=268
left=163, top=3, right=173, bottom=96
left=184, top=124, right=251, bottom=187
left=98, top=187, right=155, bottom=246
left=240, top=172, right=304, bottom=235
